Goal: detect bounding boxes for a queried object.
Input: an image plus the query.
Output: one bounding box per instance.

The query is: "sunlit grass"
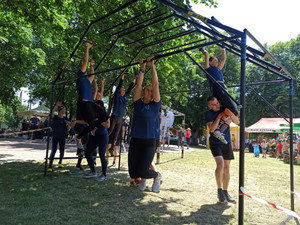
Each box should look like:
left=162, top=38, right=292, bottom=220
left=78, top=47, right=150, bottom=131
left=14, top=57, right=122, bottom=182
left=0, top=148, right=299, bottom=225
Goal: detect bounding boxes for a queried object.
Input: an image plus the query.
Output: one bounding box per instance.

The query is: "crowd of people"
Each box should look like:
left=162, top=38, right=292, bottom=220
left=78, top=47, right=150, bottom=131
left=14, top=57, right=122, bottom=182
left=248, top=134, right=300, bottom=162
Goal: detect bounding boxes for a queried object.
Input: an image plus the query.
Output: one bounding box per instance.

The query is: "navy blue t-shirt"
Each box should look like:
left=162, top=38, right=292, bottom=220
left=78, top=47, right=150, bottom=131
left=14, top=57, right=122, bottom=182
left=131, top=99, right=161, bottom=139
left=112, top=93, right=129, bottom=117
left=206, top=66, right=224, bottom=89
left=95, top=112, right=109, bottom=136
left=30, top=117, right=40, bottom=125
left=51, top=115, right=68, bottom=139
left=95, top=124, right=108, bottom=136
left=205, top=107, right=231, bottom=144
left=76, top=70, right=94, bottom=102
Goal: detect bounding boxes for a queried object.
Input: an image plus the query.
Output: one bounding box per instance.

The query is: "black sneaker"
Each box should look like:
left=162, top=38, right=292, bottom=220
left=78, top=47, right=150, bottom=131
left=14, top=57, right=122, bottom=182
left=76, top=164, right=83, bottom=170
left=218, top=189, right=227, bottom=203
left=223, top=191, right=236, bottom=203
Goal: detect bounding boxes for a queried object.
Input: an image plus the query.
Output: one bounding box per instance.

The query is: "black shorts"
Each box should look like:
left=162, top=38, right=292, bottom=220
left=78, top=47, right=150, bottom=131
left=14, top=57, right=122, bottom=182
left=210, top=143, right=234, bottom=160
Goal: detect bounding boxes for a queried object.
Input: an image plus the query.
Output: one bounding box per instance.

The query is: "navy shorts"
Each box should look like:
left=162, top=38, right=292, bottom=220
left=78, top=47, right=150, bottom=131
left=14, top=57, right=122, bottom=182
left=210, top=143, right=234, bottom=160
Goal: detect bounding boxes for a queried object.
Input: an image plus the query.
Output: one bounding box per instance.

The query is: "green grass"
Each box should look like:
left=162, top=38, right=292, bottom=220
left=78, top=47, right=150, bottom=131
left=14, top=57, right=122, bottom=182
left=0, top=148, right=299, bottom=225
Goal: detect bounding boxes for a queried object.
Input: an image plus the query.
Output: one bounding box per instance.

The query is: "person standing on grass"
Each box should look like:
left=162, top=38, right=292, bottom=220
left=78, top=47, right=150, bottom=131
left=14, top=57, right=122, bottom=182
left=205, top=96, right=240, bottom=203
left=48, top=102, right=70, bottom=172
left=185, top=128, right=191, bottom=149
left=261, top=139, right=267, bottom=158
left=128, top=57, right=162, bottom=193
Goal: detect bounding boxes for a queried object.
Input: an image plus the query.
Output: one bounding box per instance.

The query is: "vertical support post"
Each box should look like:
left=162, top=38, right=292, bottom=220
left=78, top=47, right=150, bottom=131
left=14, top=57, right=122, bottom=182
left=44, top=84, right=55, bottom=176
left=157, top=108, right=162, bottom=164
left=181, top=115, right=185, bottom=158
left=118, top=133, right=122, bottom=171
left=238, top=30, right=247, bottom=225
left=289, top=80, right=294, bottom=211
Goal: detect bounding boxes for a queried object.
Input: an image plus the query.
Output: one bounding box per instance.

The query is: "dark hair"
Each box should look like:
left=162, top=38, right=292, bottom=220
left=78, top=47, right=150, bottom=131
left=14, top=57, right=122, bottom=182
left=206, top=96, right=216, bottom=103
left=58, top=106, right=65, bottom=112
left=209, top=56, right=214, bottom=62
left=95, top=100, right=104, bottom=108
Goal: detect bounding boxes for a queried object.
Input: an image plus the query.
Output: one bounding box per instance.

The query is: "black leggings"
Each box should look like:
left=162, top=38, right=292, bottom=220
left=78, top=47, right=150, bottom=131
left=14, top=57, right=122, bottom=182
left=108, top=115, right=123, bottom=147
left=128, top=138, right=158, bottom=179
left=85, top=134, right=108, bottom=176
left=77, top=101, right=109, bottom=139
left=212, top=83, right=238, bottom=116
left=49, top=137, right=65, bottom=168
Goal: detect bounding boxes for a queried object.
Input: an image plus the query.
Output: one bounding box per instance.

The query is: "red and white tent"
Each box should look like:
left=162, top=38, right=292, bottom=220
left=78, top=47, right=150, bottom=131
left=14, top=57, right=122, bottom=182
left=245, top=118, right=300, bottom=133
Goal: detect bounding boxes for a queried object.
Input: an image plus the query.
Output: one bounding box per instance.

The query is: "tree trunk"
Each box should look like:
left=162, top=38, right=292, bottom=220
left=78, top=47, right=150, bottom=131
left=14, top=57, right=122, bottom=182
left=191, top=128, right=200, bottom=145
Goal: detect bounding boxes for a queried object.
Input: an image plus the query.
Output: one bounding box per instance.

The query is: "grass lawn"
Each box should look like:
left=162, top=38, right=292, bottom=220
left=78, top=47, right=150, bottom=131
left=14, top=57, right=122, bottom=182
left=0, top=147, right=299, bottom=225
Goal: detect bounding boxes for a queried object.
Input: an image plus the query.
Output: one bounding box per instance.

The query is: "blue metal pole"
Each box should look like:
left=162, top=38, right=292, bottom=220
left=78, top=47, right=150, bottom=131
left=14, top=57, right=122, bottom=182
left=238, top=29, right=247, bottom=225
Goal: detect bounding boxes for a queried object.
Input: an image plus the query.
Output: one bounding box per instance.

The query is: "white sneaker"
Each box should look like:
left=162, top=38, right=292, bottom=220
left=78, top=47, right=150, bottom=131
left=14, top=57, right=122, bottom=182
left=152, top=173, right=162, bottom=193
left=138, top=179, right=147, bottom=191
left=96, top=174, right=107, bottom=182
left=214, top=130, right=228, bottom=144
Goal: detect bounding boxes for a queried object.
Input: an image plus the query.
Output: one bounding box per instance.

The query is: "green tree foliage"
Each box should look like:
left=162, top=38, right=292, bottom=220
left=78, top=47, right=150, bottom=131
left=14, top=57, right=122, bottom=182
left=245, top=35, right=300, bottom=126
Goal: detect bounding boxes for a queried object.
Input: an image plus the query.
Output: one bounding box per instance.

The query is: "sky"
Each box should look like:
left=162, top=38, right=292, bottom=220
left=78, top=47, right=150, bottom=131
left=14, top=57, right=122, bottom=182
left=191, top=0, right=300, bottom=47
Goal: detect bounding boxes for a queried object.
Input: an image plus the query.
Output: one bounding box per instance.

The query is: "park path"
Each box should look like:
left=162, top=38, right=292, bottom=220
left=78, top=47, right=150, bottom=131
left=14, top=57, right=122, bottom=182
left=0, top=138, right=77, bottom=164
left=0, top=138, right=194, bottom=165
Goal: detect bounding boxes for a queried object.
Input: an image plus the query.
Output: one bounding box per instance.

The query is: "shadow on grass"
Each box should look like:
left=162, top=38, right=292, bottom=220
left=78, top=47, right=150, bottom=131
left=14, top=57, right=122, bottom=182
left=1, top=161, right=235, bottom=225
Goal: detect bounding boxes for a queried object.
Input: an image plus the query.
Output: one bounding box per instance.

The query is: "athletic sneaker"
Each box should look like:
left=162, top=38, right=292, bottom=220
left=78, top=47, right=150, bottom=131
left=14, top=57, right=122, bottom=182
left=108, top=148, right=114, bottom=157
left=96, top=174, right=107, bottom=182
left=112, top=161, right=116, bottom=166
left=223, top=190, right=236, bottom=203
left=83, top=172, right=97, bottom=178
left=152, top=173, right=162, bottom=193
left=138, top=179, right=147, bottom=191
left=47, top=168, right=53, bottom=172
left=214, top=130, right=228, bottom=144
left=76, top=164, right=83, bottom=170
left=218, top=189, right=227, bottom=203
left=58, top=164, right=63, bottom=168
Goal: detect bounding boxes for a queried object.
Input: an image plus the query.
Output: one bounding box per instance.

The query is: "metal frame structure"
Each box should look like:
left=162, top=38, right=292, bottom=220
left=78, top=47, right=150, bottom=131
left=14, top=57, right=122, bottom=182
left=45, top=0, right=296, bottom=224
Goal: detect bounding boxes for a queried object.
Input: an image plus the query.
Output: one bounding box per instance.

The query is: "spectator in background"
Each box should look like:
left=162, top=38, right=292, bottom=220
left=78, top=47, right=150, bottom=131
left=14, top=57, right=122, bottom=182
left=185, top=128, right=192, bottom=149
left=178, top=127, right=183, bottom=148
left=30, top=114, right=40, bottom=140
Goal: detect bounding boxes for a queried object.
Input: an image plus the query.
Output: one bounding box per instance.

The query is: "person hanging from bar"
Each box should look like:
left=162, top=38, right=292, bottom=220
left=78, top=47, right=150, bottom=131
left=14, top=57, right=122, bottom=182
left=201, top=47, right=238, bottom=144
left=76, top=41, right=109, bottom=139
left=106, top=73, right=136, bottom=158
left=128, top=57, right=162, bottom=193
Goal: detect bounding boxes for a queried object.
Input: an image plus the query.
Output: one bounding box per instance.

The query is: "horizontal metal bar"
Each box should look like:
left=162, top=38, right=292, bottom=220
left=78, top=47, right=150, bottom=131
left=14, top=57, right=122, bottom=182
left=158, top=0, right=244, bottom=36
left=113, top=12, right=168, bottom=36
left=245, top=29, right=294, bottom=79
left=100, top=6, right=159, bottom=33
left=142, top=30, right=196, bottom=48
left=91, top=0, right=139, bottom=24
left=55, top=36, right=238, bottom=85
left=127, top=24, right=184, bottom=45
left=154, top=38, right=206, bottom=54
left=120, top=14, right=175, bottom=37
left=248, top=85, right=289, bottom=122
left=161, top=80, right=288, bottom=95
left=246, top=57, right=291, bottom=80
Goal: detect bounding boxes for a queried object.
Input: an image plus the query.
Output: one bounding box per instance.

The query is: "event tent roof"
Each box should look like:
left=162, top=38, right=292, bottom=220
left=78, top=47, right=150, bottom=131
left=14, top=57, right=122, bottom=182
left=17, top=105, right=50, bottom=117
left=245, top=118, right=300, bottom=133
